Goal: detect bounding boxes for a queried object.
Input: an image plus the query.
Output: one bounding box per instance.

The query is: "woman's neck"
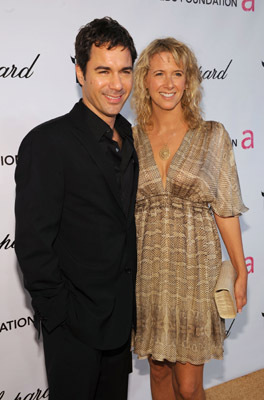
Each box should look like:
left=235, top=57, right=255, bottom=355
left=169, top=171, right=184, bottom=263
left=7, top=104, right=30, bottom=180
left=148, top=104, right=187, bottom=134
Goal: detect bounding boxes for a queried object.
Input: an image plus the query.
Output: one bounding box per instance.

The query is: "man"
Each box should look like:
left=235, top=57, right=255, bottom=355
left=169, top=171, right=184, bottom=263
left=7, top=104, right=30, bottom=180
left=15, top=17, right=138, bottom=400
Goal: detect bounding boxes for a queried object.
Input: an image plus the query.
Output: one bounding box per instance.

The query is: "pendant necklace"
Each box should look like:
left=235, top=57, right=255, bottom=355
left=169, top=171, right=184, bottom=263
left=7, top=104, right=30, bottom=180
left=148, top=124, right=194, bottom=162
left=159, top=143, right=170, bottom=161
left=152, top=123, right=201, bottom=161
left=158, top=132, right=178, bottom=161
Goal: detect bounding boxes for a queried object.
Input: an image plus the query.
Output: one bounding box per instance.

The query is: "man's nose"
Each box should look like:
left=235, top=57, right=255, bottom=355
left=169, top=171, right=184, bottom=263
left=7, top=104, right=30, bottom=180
left=109, top=73, right=123, bottom=91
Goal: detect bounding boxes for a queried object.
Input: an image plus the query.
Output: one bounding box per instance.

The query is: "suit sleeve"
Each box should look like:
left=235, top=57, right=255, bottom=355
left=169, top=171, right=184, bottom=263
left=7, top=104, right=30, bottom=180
left=15, top=128, right=69, bottom=332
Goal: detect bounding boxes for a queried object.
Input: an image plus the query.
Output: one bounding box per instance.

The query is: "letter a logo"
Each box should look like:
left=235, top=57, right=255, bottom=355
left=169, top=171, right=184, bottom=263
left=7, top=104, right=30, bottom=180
left=241, top=130, right=254, bottom=149
left=242, top=0, right=255, bottom=12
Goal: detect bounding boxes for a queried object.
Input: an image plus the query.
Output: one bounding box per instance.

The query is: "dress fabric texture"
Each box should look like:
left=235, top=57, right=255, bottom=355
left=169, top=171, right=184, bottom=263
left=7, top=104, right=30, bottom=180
left=133, top=121, right=248, bottom=364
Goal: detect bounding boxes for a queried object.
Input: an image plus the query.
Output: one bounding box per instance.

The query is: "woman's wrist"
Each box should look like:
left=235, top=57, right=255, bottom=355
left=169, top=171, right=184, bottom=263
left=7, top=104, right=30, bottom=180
left=236, top=269, right=248, bottom=280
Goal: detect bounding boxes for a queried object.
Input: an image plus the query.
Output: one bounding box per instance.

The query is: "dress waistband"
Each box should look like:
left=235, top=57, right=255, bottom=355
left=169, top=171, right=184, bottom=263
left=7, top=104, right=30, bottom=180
left=136, top=194, right=210, bottom=211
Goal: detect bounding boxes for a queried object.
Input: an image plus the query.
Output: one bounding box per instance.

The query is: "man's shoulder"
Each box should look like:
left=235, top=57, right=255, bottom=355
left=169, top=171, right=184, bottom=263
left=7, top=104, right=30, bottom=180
left=116, top=113, right=132, bottom=137
left=17, top=109, right=75, bottom=156
left=21, top=104, right=78, bottom=146
left=30, top=112, right=70, bottom=136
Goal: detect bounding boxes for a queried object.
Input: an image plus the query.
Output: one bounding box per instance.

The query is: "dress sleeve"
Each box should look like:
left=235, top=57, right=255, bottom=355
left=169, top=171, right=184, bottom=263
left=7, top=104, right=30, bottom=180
left=210, top=123, right=248, bottom=217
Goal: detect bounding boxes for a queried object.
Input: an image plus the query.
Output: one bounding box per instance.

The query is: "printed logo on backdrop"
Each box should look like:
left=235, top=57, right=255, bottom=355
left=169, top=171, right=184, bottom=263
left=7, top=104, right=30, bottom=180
left=1, top=155, right=17, bottom=166
left=160, top=0, right=255, bottom=12
left=0, top=234, right=14, bottom=250
left=0, top=388, right=48, bottom=400
left=199, top=60, right=232, bottom=80
left=0, top=54, right=40, bottom=79
left=71, top=56, right=79, bottom=83
left=241, top=0, right=254, bottom=11
left=246, top=256, right=254, bottom=274
left=0, top=316, right=34, bottom=334
left=231, top=130, right=254, bottom=149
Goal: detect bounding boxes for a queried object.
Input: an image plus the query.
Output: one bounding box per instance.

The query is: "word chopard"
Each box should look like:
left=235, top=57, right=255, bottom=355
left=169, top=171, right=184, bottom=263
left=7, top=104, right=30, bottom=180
left=0, top=54, right=40, bottom=78
left=199, top=59, right=232, bottom=79
left=0, top=389, right=49, bottom=400
left=0, top=234, right=15, bottom=250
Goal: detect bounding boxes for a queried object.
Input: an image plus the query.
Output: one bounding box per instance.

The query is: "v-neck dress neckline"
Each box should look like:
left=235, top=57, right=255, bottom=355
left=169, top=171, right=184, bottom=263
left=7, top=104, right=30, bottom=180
left=143, top=128, right=193, bottom=191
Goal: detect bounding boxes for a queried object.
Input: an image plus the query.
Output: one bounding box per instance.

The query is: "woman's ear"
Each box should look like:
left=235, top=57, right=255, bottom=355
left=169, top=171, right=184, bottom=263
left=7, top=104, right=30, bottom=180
left=144, top=77, right=148, bottom=90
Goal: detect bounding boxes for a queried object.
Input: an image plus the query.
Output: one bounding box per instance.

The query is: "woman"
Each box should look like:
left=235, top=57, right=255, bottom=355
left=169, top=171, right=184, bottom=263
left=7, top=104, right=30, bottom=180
left=131, top=38, right=248, bottom=400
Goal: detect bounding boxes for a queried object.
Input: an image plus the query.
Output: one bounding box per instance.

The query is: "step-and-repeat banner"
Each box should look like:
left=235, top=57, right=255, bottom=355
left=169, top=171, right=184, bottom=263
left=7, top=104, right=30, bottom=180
left=1, top=0, right=263, bottom=399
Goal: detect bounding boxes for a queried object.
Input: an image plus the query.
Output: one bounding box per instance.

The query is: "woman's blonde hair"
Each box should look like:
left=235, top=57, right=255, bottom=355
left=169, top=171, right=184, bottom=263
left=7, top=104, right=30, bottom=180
left=131, top=37, right=203, bottom=130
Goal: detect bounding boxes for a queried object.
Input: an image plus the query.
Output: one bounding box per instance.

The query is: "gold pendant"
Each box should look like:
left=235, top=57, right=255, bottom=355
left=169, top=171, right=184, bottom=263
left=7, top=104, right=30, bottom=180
left=159, top=144, right=170, bottom=161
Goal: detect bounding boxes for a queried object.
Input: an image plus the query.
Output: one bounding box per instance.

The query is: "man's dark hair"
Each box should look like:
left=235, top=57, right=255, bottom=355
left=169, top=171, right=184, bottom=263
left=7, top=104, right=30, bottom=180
left=75, top=16, right=137, bottom=75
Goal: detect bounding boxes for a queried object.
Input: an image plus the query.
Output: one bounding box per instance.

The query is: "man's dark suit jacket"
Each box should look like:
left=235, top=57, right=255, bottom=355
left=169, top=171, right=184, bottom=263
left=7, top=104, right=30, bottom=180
left=15, top=100, right=138, bottom=350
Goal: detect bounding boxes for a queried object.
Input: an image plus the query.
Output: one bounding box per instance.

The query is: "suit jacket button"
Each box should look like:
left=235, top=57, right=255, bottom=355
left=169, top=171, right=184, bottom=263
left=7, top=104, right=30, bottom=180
left=125, top=268, right=132, bottom=274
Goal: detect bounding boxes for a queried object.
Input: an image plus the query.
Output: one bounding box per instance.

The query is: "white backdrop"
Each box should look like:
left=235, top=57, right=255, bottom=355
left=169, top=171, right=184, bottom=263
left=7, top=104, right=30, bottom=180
left=1, top=0, right=263, bottom=399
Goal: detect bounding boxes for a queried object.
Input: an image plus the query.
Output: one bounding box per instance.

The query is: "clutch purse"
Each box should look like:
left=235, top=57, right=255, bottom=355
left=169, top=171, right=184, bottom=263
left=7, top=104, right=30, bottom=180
left=214, top=260, right=237, bottom=319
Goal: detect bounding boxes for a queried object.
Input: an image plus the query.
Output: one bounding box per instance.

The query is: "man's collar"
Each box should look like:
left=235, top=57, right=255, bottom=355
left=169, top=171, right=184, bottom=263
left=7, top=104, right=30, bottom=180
left=78, top=99, right=132, bottom=141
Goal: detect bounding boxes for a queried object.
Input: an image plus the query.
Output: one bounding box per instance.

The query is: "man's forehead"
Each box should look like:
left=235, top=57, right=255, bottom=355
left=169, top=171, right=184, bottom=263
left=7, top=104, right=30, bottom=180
left=89, top=44, right=132, bottom=65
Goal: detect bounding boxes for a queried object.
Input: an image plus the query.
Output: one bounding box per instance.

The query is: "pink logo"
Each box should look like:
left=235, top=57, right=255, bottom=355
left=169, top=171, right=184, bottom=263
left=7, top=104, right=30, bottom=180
left=231, top=130, right=254, bottom=149
left=242, top=0, right=255, bottom=12
left=241, top=130, right=254, bottom=149
left=246, top=256, right=254, bottom=274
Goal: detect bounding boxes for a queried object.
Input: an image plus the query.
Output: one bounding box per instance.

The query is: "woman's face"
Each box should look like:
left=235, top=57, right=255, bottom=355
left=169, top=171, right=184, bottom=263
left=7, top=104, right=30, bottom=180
left=145, top=51, right=186, bottom=112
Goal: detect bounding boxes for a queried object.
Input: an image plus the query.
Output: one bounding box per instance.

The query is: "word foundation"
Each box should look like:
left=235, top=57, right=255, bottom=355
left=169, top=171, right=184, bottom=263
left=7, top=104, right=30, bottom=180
left=186, top=0, right=237, bottom=5
left=163, top=0, right=238, bottom=6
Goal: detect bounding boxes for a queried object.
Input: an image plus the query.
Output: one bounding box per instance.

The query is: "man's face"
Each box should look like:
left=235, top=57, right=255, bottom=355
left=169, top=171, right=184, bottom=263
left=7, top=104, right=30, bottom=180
left=76, top=44, right=133, bottom=126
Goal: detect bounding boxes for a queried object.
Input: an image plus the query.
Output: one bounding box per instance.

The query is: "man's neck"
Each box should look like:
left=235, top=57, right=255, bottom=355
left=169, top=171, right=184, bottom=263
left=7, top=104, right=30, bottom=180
left=81, top=99, right=116, bottom=129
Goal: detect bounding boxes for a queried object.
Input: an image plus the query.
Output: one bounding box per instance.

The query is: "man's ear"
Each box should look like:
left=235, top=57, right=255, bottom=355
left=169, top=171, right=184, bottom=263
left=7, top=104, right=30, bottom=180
left=76, top=65, right=84, bottom=86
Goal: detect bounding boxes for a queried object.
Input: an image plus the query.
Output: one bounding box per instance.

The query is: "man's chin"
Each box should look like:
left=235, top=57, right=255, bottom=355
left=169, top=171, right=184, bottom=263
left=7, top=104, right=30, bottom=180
left=104, top=105, right=125, bottom=117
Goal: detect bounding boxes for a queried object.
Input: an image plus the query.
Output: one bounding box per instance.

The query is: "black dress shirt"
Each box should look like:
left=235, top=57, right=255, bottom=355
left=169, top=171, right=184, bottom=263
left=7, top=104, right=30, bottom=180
left=79, top=100, right=134, bottom=215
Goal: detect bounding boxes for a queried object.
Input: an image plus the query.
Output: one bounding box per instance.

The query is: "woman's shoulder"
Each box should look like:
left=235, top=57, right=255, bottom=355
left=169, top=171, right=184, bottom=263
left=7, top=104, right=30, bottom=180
left=132, top=124, right=145, bottom=144
left=200, top=120, right=224, bottom=132
left=201, top=120, right=231, bottom=145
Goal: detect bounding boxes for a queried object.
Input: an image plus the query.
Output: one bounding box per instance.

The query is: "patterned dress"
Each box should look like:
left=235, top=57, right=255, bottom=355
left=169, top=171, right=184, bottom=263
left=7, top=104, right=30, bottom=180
left=133, top=121, right=248, bottom=364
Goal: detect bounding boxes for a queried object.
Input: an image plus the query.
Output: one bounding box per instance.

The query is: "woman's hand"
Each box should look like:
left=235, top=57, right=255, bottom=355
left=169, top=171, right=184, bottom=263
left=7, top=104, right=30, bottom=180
left=213, top=213, right=248, bottom=314
left=234, top=273, right=248, bottom=313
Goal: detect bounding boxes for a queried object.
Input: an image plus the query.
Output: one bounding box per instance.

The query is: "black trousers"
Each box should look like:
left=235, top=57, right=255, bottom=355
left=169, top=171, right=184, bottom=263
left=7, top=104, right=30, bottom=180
left=42, top=324, right=132, bottom=400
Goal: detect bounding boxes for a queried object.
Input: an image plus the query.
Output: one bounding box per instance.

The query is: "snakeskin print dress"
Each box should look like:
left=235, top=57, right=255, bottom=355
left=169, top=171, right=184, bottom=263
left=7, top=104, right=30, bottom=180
left=133, top=121, right=248, bottom=364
